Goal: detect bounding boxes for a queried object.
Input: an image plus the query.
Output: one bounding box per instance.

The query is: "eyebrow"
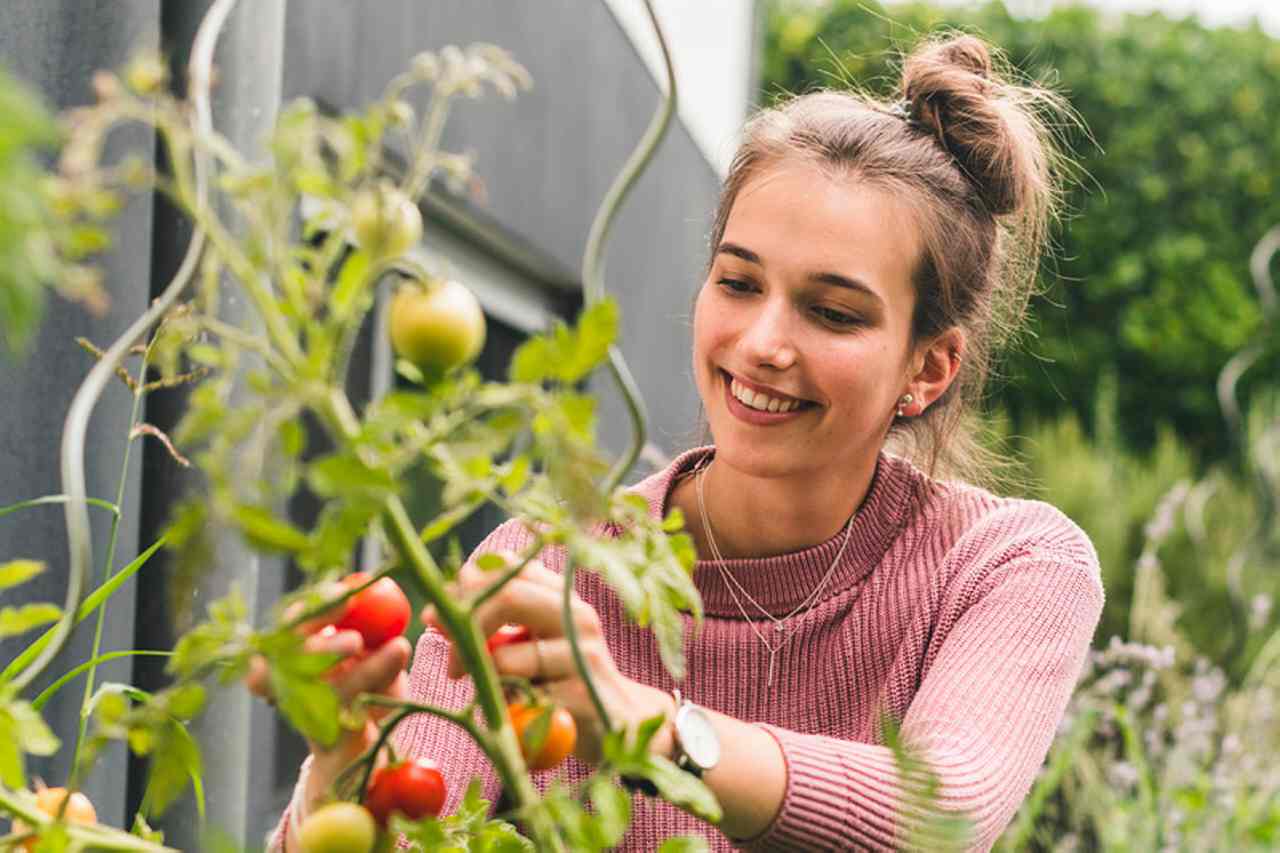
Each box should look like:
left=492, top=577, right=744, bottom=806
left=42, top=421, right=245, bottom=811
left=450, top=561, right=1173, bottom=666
left=716, top=242, right=883, bottom=303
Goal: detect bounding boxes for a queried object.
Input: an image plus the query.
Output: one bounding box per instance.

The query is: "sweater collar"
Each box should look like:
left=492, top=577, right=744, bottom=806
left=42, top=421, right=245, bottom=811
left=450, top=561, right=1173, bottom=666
left=629, top=446, right=922, bottom=617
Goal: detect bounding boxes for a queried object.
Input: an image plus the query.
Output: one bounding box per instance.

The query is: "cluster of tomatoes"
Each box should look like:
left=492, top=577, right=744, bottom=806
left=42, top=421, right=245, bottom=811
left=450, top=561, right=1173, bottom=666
left=296, top=575, right=577, bottom=852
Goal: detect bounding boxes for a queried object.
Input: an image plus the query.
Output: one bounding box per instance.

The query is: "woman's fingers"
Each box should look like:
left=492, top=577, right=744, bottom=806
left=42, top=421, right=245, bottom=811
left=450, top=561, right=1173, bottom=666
left=333, top=636, right=411, bottom=702
left=489, top=635, right=608, bottom=683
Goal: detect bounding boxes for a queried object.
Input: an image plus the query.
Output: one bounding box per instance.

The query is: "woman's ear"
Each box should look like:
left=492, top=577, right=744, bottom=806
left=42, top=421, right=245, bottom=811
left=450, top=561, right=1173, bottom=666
left=903, top=328, right=965, bottom=416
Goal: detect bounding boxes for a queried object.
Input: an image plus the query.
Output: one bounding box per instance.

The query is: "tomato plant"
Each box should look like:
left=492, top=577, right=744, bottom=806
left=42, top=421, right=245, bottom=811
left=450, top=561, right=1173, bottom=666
left=351, top=182, right=423, bottom=261
left=363, top=758, right=447, bottom=826
left=335, top=572, right=411, bottom=650
left=0, top=3, right=717, bottom=850
left=509, top=702, right=577, bottom=771
left=298, top=801, right=378, bottom=853
left=388, top=278, right=486, bottom=374
left=486, top=623, right=532, bottom=656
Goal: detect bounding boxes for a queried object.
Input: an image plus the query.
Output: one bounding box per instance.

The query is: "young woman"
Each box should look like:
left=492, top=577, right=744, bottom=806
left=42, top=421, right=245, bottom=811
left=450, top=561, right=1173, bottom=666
left=272, top=33, right=1102, bottom=852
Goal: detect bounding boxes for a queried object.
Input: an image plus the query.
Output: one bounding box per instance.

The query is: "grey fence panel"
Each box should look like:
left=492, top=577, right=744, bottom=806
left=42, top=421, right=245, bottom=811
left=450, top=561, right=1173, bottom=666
left=0, top=0, right=160, bottom=831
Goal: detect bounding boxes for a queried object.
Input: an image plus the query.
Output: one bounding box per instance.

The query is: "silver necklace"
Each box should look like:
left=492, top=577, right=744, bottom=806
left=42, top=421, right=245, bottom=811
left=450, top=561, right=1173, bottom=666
left=694, top=456, right=856, bottom=686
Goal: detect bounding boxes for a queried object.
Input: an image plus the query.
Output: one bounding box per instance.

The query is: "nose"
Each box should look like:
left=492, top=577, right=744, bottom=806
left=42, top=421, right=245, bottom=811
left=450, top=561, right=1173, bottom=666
left=739, top=297, right=797, bottom=371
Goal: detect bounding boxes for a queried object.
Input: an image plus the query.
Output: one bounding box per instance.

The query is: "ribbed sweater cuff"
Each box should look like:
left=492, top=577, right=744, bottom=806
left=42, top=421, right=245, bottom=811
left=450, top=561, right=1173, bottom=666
left=737, top=724, right=901, bottom=852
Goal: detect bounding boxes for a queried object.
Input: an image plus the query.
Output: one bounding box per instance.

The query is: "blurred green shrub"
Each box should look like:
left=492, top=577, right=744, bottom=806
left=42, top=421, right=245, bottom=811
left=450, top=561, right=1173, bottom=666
left=763, top=0, right=1280, bottom=460
left=990, top=383, right=1279, bottom=848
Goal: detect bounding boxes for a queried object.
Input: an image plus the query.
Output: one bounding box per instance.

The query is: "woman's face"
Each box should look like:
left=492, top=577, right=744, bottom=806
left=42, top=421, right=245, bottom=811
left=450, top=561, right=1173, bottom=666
left=692, top=162, right=923, bottom=482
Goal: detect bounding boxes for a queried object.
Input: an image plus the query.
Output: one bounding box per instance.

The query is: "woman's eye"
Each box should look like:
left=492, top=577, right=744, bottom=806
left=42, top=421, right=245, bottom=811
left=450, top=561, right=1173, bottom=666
left=813, top=306, right=861, bottom=327
left=717, top=278, right=754, bottom=294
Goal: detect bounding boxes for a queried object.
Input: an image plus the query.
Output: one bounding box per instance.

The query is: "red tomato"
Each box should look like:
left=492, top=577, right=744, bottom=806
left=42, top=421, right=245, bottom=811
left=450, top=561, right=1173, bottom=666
left=509, top=702, right=577, bottom=771
left=335, top=572, right=411, bottom=650
left=485, top=623, right=532, bottom=656
left=363, top=758, right=447, bottom=826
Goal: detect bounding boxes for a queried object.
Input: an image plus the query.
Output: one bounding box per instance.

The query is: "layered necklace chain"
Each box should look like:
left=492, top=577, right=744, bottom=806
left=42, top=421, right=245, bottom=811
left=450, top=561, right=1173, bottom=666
left=694, top=456, right=857, bottom=686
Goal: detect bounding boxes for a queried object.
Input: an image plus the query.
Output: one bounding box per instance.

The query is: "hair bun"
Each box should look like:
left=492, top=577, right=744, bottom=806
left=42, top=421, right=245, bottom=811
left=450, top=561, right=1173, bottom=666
left=901, top=34, right=1035, bottom=216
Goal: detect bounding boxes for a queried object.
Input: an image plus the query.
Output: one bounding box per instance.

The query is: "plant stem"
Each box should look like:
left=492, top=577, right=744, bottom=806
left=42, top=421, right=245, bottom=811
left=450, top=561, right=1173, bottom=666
left=468, top=536, right=546, bottom=610
left=561, top=557, right=611, bottom=729
left=69, top=367, right=149, bottom=788
left=580, top=0, right=675, bottom=493
left=33, top=650, right=171, bottom=711
left=321, top=389, right=565, bottom=851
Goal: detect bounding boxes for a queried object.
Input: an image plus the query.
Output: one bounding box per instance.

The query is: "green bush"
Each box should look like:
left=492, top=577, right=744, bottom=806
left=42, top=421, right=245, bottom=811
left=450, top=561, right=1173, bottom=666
left=764, top=0, right=1280, bottom=459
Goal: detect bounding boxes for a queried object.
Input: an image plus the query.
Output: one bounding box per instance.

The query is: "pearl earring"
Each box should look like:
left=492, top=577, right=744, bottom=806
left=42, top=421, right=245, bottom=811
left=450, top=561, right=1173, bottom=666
left=896, top=393, right=914, bottom=418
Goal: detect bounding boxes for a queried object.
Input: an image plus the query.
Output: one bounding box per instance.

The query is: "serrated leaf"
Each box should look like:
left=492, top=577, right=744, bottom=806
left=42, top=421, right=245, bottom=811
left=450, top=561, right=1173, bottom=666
left=9, top=699, right=59, bottom=756
left=142, top=718, right=204, bottom=817
left=0, top=602, right=61, bottom=638
left=0, top=558, right=44, bottom=589
left=261, top=632, right=343, bottom=746
left=307, top=452, right=397, bottom=499
left=0, top=698, right=60, bottom=787
left=231, top=504, right=310, bottom=553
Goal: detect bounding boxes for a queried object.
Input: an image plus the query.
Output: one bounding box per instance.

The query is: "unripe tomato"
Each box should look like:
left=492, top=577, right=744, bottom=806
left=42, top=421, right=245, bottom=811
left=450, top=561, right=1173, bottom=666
left=485, top=623, right=532, bottom=656
left=351, top=184, right=422, bottom=260
left=363, top=758, right=447, bottom=826
left=509, top=702, right=577, bottom=771
left=335, top=572, right=411, bottom=650
left=388, top=279, right=486, bottom=374
left=13, top=786, right=97, bottom=851
left=298, top=802, right=378, bottom=853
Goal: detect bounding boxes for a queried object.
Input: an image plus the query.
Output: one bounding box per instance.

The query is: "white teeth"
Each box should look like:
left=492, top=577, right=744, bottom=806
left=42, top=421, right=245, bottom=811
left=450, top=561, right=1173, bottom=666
left=729, top=377, right=802, bottom=414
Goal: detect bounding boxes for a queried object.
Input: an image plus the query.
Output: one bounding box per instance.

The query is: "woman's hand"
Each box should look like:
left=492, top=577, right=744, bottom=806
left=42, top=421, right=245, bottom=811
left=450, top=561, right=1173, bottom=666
left=423, top=556, right=676, bottom=765
left=244, top=593, right=412, bottom=813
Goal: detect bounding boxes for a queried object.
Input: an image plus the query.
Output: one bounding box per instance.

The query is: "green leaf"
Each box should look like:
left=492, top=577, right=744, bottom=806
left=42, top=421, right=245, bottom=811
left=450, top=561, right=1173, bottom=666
left=475, top=553, right=508, bottom=571
left=0, top=698, right=60, bottom=787
left=259, top=630, right=343, bottom=746
left=142, top=718, right=205, bottom=818
left=231, top=504, right=310, bottom=554
left=509, top=298, right=618, bottom=384
left=132, top=813, right=165, bottom=844
left=307, top=452, right=398, bottom=499
left=0, top=602, right=61, bottom=638
left=278, top=419, right=307, bottom=459
left=331, top=249, right=372, bottom=321
left=0, top=558, right=44, bottom=589
left=588, top=776, right=631, bottom=847
left=168, top=589, right=248, bottom=679
left=1, top=535, right=166, bottom=684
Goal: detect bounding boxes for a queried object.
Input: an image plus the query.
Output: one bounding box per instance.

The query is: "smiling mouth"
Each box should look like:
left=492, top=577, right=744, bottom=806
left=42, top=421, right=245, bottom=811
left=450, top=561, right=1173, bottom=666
left=721, top=369, right=817, bottom=414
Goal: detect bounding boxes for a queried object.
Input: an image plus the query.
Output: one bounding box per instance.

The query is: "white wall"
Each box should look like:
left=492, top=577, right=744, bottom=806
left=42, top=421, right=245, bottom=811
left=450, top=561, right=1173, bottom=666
left=604, top=0, right=758, bottom=176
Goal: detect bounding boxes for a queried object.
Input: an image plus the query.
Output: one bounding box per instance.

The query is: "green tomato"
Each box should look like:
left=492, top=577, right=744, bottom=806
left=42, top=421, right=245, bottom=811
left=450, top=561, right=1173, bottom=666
left=351, top=184, right=422, bottom=260
left=388, top=279, right=486, bottom=373
left=298, top=802, right=378, bottom=853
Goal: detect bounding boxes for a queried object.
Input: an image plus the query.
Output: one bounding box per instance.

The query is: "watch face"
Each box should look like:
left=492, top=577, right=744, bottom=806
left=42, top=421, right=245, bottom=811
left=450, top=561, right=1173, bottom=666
left=677, top=705, right=721, bottom=770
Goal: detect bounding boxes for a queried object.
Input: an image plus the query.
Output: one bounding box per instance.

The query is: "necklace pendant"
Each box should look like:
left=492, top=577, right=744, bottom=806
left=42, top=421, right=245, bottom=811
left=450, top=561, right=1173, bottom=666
left=774, top=622, right=786, bottom=634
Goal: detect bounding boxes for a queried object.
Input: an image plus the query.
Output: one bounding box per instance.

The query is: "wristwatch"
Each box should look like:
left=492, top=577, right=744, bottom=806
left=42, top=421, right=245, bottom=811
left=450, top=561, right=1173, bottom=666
left=622, top=688, right=720, bottom=796
left=669, top=689, right=721, bottom=778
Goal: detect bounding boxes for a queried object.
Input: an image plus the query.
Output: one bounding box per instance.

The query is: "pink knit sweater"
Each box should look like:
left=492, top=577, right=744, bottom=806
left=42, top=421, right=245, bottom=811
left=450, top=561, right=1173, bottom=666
left=274, top=446, right=1103, bottom=851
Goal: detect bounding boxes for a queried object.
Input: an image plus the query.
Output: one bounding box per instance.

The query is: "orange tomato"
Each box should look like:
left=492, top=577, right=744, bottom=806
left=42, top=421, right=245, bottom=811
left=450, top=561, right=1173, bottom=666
left=509, top=702, right=576, bottom=771
left=13, top=786, right=97, bottom=851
